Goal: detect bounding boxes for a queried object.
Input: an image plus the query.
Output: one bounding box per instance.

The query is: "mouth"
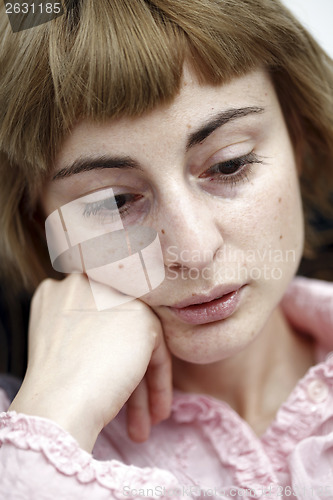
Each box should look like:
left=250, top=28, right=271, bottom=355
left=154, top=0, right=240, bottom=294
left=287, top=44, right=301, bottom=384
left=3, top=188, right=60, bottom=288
left=167, top=284, right=246, bottom=325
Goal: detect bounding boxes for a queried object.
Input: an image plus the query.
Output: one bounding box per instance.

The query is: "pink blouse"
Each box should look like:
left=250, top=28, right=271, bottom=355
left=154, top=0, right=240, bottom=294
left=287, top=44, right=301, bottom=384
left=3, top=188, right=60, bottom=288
left=0, top=277, right=333, bottom=499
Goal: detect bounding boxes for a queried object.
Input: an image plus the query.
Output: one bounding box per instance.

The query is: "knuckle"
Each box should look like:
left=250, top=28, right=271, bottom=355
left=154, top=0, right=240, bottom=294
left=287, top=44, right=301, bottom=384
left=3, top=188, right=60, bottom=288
left=32, top=277, right=58, bottom=302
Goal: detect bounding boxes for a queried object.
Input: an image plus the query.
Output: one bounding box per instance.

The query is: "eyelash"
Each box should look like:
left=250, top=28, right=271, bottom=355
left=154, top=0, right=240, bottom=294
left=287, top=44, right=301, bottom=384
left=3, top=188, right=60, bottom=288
left=83, top=194, right=140, bottom=221
left=82, top=152, right=262, bottom=221
left=200, top=151, right=263, bottom=185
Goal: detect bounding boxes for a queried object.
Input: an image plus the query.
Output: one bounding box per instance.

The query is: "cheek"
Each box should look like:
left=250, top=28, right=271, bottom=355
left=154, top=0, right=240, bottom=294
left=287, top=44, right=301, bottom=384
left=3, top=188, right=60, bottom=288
left=233, top=150, right=304, bottom=300
left=246, top=168, right=303, bottom=252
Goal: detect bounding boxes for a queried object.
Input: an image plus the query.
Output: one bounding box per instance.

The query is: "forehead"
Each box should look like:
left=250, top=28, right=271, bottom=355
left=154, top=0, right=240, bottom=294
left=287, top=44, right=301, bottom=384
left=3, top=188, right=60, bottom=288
left=55, top=68, right=278, bottom=166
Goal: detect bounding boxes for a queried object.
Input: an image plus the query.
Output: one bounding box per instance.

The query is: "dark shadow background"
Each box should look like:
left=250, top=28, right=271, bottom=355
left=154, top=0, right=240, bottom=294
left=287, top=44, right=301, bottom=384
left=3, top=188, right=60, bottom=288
left=0, top=284, right=30, bottom=379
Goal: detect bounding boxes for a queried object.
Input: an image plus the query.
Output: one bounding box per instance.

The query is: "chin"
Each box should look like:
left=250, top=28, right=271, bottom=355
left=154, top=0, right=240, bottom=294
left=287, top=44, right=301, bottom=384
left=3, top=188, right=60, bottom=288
left=159, top=280, right=285, bottom=366
left=161, top=311, right=258, bottom=365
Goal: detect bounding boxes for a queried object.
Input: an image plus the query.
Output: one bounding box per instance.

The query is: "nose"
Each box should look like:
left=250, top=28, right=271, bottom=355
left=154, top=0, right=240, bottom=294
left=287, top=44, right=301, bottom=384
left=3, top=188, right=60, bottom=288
left=158, top=189, right=224, bottom=270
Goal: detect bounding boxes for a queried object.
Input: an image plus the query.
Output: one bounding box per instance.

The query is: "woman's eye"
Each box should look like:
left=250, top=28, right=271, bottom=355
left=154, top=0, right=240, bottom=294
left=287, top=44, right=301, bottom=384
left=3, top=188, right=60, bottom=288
left=83, top=193, right=142, bottom=220
left=200, top=152, right=262, bottom=184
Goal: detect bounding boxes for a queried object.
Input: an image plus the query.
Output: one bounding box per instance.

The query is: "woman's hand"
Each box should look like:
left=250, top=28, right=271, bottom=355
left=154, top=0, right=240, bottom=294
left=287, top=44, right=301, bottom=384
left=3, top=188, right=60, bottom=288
left=9, top=274, right=172, bottom=452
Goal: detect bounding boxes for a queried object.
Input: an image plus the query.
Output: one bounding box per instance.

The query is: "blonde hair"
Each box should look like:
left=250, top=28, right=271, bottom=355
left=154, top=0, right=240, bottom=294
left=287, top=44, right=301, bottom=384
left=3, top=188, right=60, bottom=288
left=0, top=0, right=332, bottom=290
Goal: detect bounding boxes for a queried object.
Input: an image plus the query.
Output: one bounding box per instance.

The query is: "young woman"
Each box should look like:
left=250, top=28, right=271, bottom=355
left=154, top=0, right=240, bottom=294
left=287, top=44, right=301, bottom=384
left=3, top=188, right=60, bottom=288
left=0, top=1, right=332, bottom=498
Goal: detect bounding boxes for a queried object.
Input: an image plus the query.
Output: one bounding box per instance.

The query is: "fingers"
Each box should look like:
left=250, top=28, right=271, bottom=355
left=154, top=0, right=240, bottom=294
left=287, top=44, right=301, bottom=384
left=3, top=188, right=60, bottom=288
left=126, top=332, right=173, bottom=442
left=126, top=379, right=151, bottom=442
left=147, top=331, right=173, bottom=425
left=31, top=275, right=173, bottom=446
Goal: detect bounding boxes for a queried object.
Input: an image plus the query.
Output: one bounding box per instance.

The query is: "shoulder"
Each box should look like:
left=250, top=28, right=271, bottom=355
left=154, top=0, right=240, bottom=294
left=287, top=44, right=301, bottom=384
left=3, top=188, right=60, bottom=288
left=281, top=277, right=333, bottom=351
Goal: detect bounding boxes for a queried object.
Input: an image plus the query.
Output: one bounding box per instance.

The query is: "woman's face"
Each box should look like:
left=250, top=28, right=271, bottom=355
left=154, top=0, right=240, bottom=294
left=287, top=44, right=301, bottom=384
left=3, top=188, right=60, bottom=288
left=42, top=68, right=304, bottom=364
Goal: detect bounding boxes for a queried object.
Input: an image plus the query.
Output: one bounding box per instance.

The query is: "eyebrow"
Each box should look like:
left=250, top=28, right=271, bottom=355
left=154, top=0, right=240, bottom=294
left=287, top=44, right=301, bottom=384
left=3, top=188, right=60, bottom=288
left=52, top=156, right=140, bottom=181
left=186, top=106, right=264, bottom=151
left=52, top=106, right=264, bottom=181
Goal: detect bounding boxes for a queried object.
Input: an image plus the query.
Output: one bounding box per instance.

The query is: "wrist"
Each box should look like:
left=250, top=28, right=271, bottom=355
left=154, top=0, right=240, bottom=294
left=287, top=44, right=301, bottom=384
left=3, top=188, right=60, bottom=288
left=9, top=384, right=102, bottom=453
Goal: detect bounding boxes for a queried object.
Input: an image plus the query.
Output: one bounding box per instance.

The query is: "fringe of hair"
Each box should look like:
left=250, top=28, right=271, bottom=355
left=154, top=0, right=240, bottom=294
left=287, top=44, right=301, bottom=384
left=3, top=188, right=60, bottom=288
left=0, top=0, right=332, bottom=289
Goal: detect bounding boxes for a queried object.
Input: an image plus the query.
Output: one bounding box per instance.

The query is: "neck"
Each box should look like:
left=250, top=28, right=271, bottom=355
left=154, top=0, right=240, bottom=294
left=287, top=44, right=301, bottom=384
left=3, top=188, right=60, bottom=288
left=172, top=306, right=315, bottom=435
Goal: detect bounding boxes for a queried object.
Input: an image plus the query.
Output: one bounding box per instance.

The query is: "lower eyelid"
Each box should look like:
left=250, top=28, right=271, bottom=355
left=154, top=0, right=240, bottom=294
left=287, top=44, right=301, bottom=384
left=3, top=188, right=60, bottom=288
left=201, top=155, right=253, bottom=178
left=222, top=164, right=253, bottom=184
left=93, top=195, right=148, bottom=223
left=213, top=163, right=251, bottom=181
left=202, top=157, right=262, bottom=188
left=83, top=193, right=138, bottom=216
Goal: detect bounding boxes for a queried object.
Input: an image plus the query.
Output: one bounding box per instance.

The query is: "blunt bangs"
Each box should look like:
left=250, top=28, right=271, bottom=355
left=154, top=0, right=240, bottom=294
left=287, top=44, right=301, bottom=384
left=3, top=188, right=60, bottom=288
left=0, top=0, right=332, bottom=288
left=0, top=0, right=307, bottom=175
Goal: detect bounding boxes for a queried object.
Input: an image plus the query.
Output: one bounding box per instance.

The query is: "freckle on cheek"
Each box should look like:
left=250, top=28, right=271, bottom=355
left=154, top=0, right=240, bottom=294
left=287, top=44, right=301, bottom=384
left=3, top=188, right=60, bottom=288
left=280, top=235, right=283, bottom=240
left=118, top=263, right=124, bottom=269
left=161, top=229, right=165, bottom=235
left=278, top=198, right=282, bottom=203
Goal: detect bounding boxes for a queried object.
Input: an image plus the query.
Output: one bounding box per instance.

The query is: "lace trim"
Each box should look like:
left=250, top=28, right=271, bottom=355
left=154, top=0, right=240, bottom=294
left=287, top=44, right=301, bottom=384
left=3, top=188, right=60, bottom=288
left=171, top=357, right=333, bottom=485
left=0, top=411, right=178, bottom=493
left=261, top=357, right=333, bottom=473
left=172, top=394, right=278, bottom=487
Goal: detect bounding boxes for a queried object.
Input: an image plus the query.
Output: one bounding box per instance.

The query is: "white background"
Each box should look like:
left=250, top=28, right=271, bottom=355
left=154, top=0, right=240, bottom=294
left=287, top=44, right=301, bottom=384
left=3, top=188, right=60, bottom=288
left=281, top=0, right=333, bottom=58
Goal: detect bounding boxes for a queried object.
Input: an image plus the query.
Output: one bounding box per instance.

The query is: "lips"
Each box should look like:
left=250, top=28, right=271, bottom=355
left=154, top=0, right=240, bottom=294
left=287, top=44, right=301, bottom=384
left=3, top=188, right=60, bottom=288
left=167, top=284, right=245, bottom=325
